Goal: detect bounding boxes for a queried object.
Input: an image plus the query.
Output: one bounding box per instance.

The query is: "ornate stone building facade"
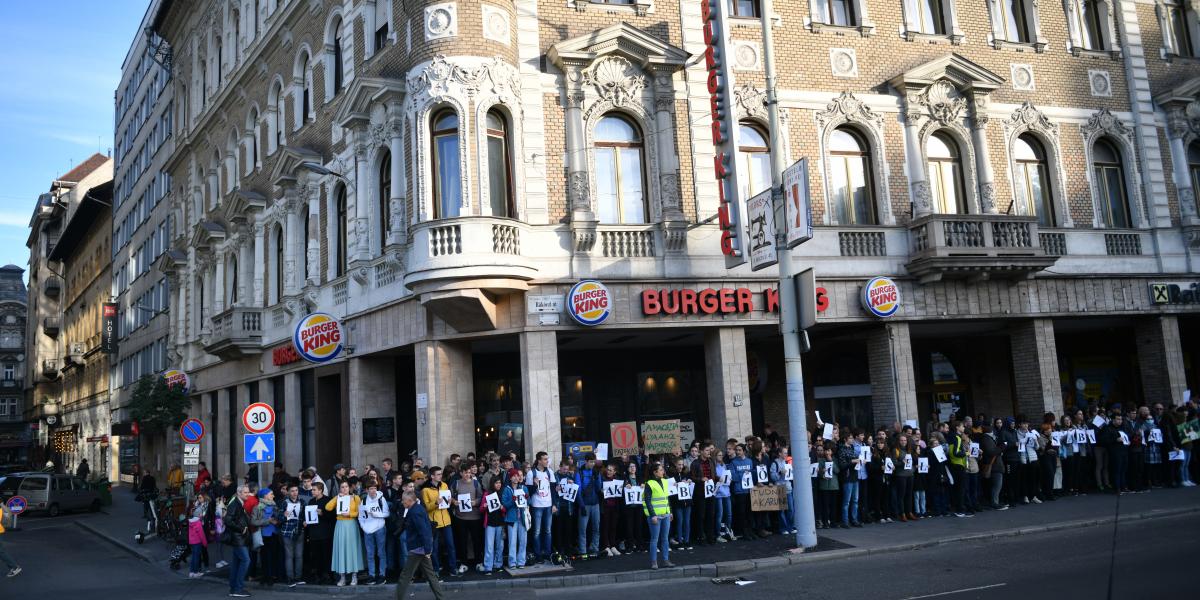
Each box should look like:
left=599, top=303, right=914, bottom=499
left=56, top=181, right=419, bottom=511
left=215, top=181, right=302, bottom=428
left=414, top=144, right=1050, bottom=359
left=150, top=0, right=1200, bottom=475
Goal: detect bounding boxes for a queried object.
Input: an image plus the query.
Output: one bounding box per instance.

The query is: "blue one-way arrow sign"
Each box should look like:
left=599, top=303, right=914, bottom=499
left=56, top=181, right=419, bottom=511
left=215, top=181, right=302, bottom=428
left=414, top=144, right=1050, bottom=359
left=243, top=433, right=275, bottom=464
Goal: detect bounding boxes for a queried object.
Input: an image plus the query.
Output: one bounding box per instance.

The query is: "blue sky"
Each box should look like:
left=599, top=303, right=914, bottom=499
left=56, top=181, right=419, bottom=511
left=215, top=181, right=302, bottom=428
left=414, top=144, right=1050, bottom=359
left=0, top=2, right=150, bottom=276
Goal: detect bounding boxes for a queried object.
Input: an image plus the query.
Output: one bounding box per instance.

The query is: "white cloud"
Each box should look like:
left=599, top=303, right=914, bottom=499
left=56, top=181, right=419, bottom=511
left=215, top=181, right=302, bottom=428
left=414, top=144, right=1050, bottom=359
left=0, top=212, right=29, bottom=227
left=44, top=131, right=102, bottom=148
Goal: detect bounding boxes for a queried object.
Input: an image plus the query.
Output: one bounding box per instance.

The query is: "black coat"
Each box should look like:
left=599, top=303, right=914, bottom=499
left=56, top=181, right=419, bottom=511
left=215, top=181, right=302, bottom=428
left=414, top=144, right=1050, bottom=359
left=304, top=496, right=336, bottom=541
left=223, top=498, right=251, bottom=546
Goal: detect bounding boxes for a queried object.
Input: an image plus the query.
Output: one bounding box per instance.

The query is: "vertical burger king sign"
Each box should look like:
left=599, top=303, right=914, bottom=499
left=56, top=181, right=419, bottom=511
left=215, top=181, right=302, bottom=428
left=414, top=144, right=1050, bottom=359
left=861, top=277, right=901, bottom=318
left=566, top=281, right=612, bottom=327
left=293, top=312, right=344, bottom=363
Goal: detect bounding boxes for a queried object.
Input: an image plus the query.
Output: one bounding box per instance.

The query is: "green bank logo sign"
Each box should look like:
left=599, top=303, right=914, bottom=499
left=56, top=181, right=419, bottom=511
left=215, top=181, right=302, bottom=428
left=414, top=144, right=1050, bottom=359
left=1149, top=282, right=1200, bottom=305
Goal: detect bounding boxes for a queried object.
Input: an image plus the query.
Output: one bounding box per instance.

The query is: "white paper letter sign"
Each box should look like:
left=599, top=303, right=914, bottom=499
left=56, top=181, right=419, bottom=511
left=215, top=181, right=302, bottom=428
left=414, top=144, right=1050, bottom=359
left=917, top=457, right=930, bottom=473
left=969, top=443, right=981, bottom=458
left=678, top=481, right=694, bottom=500
left=720, top=471, right=732, bottom=486
left=903, top=454, right=914, bottom=471
left=932, top=446, right=947, bottom=463
left=624, top=486, right=644, bottom=505
left=668, top=478, right=680, bottom=497
left=822, top=423, right=834, bottom=440
left=810, top=463, right=819, bottom=478
left=859, top=448, right=871, bottom=463
left=755, top=465, right=769, bottom=483
left=784, top=464, right=794, bottom=481
left=704, top=480, right=716, bottom=498
left=559, top=482, right=579, bottom=503
left=883, top=458, right=894, bottom=475
left=603, top=480, right=623, bottom=499
left=741, top=471, right=754, bottom=489
left=1086, top=430, right=1097, bottom=444
left=457, top=494, right=473, bottom=513
left=485, top=493, right=502, bottom=512
left=1149, top=428, right=1163, bottom=444
left=514, top=489, right=528, bottom=508
left=1119, top=431, right=1130, bottom=446
left=438, top=489, right=451, bottom=510
left=336, top=495, right=351, bottom=516
left=823, top=463, right=834, bottom=479
left=304, top=504, right=319, bottom=524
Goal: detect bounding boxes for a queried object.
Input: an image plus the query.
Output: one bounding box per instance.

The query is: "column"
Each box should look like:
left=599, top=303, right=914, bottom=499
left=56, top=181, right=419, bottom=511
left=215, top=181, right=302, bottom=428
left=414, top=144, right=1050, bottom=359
left=868, top=322, right=919, bottom=426
left=1009, top=319, right=1062, bottom=418
left=213, top=252, right=226, bottom=314
left=414, top=340, right=475, bottom=465
left=252, top=220, right=265, bottom=305
left=902, top=101, right=932, bottom=218
left=281, top=374, right=302, bottom=470
left=388, top=120, right=405, bottom=245
left=704, top=327, right=753, bottom=444
left=1135, top=316, right=1188, bottom=406
left=201, top=267, right=213, bottom=329
left=562, top=74, right=592, bottom=221
left=347, top=357, right=398, bottom=469
left=652, top=69, right=684, bottom=222
left=325, top=183, right=338, bottom=281
left=284, top=196, right=302, bottom=296
left=971, top=96, right=997, bottom=214
left=1166, top=111, right=1200, bottom=223
left=352, top=135, right=371, bottom=262
left=238, top=239, right=252, bottom=306
left=306, top=186, right=321, bottom=285
left=217, top=388, right=232, bottom=479
left=520, top=331, right=562, bottom=465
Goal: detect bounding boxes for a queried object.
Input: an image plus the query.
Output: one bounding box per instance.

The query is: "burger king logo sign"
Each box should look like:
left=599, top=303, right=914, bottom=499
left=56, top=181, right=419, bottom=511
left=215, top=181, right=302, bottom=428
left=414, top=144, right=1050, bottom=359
left=566, top=280, right=612, bottom=327
left=162, top=369, right=190, bottom=393
left=861, top=277, right=901, bottom=318
left=293, top=312, right=344, bottom=363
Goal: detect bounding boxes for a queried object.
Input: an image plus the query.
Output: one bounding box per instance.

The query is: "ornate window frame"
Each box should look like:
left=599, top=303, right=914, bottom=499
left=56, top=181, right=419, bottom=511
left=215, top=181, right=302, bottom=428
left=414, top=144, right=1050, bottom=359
left=1001, top=102, right=1073, bottom=227
left=986, top=0, right=1048, bottom=52
left=471, top=60, right=524, bottom=220
left=1064, top=0, right=1121, bottom=58
left=323, top=8, right=352, bottom=101
left=806, top=0, right=876, bottom=36
left=568, top=0, right=654, bottom=17
left=813, top=91, right=894, bottom=225
left=292, top=44, right=315, bottom=130
left=1080, top=108, right=1148, bottom=228
left=900, top=0, right=965, bottom=45
left=1157, top=0, right=1200, bottom=60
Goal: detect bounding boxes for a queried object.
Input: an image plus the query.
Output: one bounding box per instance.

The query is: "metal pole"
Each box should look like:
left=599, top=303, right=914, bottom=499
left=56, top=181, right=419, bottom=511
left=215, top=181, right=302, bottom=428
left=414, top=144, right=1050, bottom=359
left=760, top=0, right=817, bottom=550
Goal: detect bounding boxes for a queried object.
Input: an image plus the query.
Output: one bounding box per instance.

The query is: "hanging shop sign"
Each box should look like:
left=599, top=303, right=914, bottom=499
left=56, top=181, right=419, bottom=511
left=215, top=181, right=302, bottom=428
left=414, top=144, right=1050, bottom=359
left=1148, top=282, right=1200, bottom=305
left=784, top=158, right=813, bottom=248
left=702, top=0, right=748, bottom=268
left=641, top=286, right=828, bottom=317
left=293, top=312, right=344, bottom=363
left=162, top=369, right=190, bottom=393
left=101, top=302, right=118, bottom=354
left=861, top=277, right=901, bottom=318
left=272, top=343, right=302, bottom=366
left=746, top=188, right=777, bottom=271
left=566, top=281, right=612, bottom=326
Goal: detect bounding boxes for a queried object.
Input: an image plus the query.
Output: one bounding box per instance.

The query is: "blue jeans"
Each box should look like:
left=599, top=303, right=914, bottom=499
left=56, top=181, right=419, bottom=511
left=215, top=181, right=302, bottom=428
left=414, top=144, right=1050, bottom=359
left=363, top=528, right=388, bottom=577
left=779, top=492, right=794, bottom=531
left=673, top=506, right=692, bottom=543
left=577, top=504, right=600, bottom=554
left=841, top=481, right=860, bottom=524
left=964, top=473, right=980, bottom=511
left=647, top=515, right=671, bottom=565
left=507, top=522, right=528, bottom=568
left=431, top=525, right=457, bottom=572
left=915, top=490, right=927, bottom=514
left=228, top=544, right=250, bottom=594
left=714, top=496, right=732, bottom=536
left=530, top=506, right=553, bottom=560
left=189, top=543, right=204, bottom=573
left=483, top=525, right=505, bottom=571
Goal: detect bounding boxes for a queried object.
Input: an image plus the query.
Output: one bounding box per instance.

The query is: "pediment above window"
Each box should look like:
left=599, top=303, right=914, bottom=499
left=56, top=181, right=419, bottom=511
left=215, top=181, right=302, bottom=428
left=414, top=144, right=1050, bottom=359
left=333, top=76, right=406, bottom=130
left=269, top=145, right=325, bottom=188
left=547, top=22, right=689, bottom=71
left=222, top=189, right=267, bottom=223
left=191, top=220, right=226, bottom=251
left=888, top=53, right=1005, bottom=96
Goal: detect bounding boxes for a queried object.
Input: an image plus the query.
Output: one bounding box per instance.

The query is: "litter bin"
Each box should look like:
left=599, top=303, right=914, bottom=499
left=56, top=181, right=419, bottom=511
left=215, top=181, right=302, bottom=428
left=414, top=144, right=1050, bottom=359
left=93, top=479, right=113, bottom=506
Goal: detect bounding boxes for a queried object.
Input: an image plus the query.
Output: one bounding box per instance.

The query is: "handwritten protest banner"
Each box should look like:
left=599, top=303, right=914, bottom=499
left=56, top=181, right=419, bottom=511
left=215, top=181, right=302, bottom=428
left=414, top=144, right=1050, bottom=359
left=750, top=486, right=787, bottom=512
left=642, top=419, right=681, bottom=455
left=610, top=421, right=639, bottom=457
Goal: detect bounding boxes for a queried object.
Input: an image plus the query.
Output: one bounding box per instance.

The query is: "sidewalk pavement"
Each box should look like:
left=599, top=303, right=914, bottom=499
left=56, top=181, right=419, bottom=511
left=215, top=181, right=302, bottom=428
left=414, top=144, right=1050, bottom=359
left=83, top=485, right=1200, bottom=593
left=74, top=483, right=172, bottom=566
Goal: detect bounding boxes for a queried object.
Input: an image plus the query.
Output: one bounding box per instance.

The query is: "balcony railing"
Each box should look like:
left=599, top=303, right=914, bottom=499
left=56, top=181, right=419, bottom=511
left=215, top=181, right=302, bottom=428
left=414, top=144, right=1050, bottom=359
left=407, top=217, right=536, bottom=289
left=204, top=307, right=263, bottom=359
left=42, top=316, right=60, bottom=337
left=43, top=276, right=61, bottom=298
left=41, top=359, right=59, bottom=379
left=598, top=226, right=657, bottom=258
left=906, top=214, right=1057, bottom=283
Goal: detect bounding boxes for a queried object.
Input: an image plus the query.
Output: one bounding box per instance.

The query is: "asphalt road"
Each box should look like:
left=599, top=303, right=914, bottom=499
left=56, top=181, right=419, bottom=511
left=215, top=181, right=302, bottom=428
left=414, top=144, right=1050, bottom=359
left=2, top=510, right=1196, bottom=599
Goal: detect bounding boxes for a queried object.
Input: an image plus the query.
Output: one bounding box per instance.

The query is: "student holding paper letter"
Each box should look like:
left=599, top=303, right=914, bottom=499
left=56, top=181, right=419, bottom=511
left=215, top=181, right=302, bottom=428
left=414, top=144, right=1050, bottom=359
left=815, top=445, right=840, bottom=528
left=599, top=464, right=624, bottom=557
left=304, top=482, right=335, bottom=584
left=669, top=458, right=694, bottom=549
left=450, top=464, right=484, bottom=574
left=359, top=478, right=390, bottom=585
left=574, top=454, right=603, bottom=559
left=552, top=461, right=577, bottom=559
left=688, top=443, right=718, bottom=546
left=1015, top=420, right=1043, bottom=505
left=622, top=461, right=646, bottom=553
left=501, top=469, right=530, bottom=569
left=713, top=451, right=733, bottom=541
left=1099, top=413, right=1132, bottom=494
left=729, top=444, right=757, bottom=539
left=923, top=438, right=950, bottom=517
left=946, top=422, right=969, bottom=517
left=888, top=436, right=915, bottom=522
left=420, top=468, right=458, bottom=577
left=481, top=476, right=507, bottom=574
left=769, top=445, right=797, bottom=533
left=836, top=435, right=863, bottom=528
left=324, top=481, right=363, bottom=586
left=279, top=484, right=306, bottom=586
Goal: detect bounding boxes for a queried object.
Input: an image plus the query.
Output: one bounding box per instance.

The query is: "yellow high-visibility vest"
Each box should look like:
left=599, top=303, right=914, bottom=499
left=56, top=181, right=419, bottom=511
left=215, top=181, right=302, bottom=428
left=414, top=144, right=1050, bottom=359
left=643, top=479, right=671, bottom=517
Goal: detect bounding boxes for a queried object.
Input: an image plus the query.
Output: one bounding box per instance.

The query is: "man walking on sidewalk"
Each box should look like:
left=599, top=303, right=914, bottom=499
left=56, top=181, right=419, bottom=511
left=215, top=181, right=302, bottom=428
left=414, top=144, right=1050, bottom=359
left=0, top=502, right=21, bottom=578
left=395, top=491, right=446, bottom=600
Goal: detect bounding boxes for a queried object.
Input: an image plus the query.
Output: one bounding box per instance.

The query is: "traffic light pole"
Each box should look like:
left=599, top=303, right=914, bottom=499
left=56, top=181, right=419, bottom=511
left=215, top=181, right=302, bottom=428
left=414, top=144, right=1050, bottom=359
left=760, top=0, right=817, bottom=550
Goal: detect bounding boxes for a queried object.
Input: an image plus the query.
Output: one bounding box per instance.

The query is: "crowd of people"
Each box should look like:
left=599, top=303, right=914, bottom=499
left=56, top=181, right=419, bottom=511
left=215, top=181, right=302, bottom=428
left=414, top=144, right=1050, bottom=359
left=163, top=400, right=1195, bottom=598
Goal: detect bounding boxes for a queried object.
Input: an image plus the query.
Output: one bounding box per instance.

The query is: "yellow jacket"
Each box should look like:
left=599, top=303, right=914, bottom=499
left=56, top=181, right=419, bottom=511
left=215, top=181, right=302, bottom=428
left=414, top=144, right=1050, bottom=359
left=325, top=494, right=360, bottom=521
left=167, top=467, right=184, bottom=490
left=421, top=483, right=451, bottom=528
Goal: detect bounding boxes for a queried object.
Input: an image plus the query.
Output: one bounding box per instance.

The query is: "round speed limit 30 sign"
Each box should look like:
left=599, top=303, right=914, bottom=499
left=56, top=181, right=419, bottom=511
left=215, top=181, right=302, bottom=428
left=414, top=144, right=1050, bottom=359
left=242, top=402, right=275, bottom=434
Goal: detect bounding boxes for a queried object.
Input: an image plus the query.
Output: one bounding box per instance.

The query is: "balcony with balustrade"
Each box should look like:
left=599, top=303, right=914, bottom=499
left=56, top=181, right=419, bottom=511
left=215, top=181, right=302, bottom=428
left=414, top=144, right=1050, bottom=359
left=905, top=214, right=1058, bottom=283
left=204, top=307, right=264, bottom=359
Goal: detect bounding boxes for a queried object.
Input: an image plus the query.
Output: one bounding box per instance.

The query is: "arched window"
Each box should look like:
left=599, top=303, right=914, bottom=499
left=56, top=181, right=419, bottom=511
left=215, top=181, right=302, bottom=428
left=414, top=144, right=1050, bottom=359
left=270, top=80, right=285, bottom=152
left=738, top=123, right=772, bottom=200
left=335, top=184, right=348, bottom=276
left=378, top=149, right=392, bottom=246
left=299, top=53, right=312, bottom=125
left=272, top=225, right=285, bottom=304
left=431, top=110, right=462, bottom=219
left=1188, top=142, right=1200, bottom=212
left=485, top=110, right=513, bottom=217
left=828, top=127, right=875, bottom=225
left=332, top=18, right=344, bottom=94
left=1093, top=138, right=1131, bottom=228
left=246, top=108, right=259, bottom=171
left=927, top=132, right=965, bottom=214
left=594, top=115, right=647, bottom=224
left=1014, top=134, right=1053, bottom=226
left=226, top=255, right=238, bottom=306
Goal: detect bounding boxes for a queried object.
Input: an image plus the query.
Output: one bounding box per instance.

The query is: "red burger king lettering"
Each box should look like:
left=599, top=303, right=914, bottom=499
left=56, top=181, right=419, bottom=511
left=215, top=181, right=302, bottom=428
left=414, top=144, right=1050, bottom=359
left=642, top=287, right=827, bottom=316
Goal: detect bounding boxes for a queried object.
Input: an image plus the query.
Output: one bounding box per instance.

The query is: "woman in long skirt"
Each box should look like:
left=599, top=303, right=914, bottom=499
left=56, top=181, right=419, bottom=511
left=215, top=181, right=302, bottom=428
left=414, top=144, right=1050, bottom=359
left=324, top=480, right=364, bottom=586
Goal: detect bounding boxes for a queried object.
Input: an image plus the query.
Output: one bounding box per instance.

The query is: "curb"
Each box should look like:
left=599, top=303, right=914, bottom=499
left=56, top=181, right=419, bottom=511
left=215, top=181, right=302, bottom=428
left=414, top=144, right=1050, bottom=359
left=155, top=503, right=1200, bottom=594
left=76, top=519, right=158, bottom=565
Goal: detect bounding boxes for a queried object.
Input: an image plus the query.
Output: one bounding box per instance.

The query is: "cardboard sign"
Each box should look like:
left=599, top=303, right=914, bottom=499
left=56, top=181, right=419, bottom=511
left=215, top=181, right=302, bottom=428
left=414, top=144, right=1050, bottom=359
left=514, top=489, right=527, bottom=508
left=678, top=481, right=695, bottom=500
left=643, top=420, right=682, bottom=455
left=457, top=494, right=473, bottom=513
left=603, top=480, right=623, bottom=499
left=704, top=480, right=716, bottom=498
left=917, top=457, right=930, bottom=474
left=750, top=486, right=787, bottom=512
left=304, top=504, right=319, bottom=525
left=624, top=485, right=644, bottom=505
left=558, top=482, right=579, bottom=503
left=485, top=493, right=502, bottom=512
left=755, top=465, right=769, bottom=483
left=610, top=421, right=639, bottom=457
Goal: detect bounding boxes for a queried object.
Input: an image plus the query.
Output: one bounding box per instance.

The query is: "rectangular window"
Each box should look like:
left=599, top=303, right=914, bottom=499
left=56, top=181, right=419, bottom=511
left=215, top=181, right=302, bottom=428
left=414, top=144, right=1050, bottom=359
left=732, top=0, right=761, bottom=17
left=3, top=364, right=13, bottom=381
left=1001, top=0, right=1032, bottom=43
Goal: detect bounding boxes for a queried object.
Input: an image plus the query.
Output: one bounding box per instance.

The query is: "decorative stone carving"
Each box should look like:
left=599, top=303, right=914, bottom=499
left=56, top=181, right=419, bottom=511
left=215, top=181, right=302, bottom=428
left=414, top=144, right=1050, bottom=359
left=920, top=80, right=967, bottom=125
left=979, top=182, right=997, bottom=213
left=582, top=56, right=646, bottom=108
left=732, top=41, right=761, bottom=72
left=407, top=55, right=520, bottom=103
left=572, top=227, right=597, bottom=252
left=733, top=84, right=768, bottom=121
left=972, top=95, right=990, bottom=128
left=351, top=265, right=370, bottom=286
left=1010, top=64, right=1035, bottom=91
left=568, top=171, right=590, bottom=210
left=815, top=91, right=893, bottom=224
left=369, top=122, right=390, bottom=147
left=1003, top=101, right=1056, bottom=136
left=481, top=4, right=510, bottom=44
left=830, top=48, right=858, bottom=79
left=425, top=3, right=457, bottom=42
left=815, top=91, right=882, bottom=129
left=912, top=180, right=933, bottom=216
left=659, top=173, right=681, bottom=209
left=1081, top=108, right=1132, bottom=140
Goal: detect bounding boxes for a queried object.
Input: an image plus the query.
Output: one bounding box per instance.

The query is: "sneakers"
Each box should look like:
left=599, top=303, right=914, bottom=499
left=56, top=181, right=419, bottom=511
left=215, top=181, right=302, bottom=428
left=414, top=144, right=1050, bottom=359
left=662, top=561, right=676, bottom=568
left=1031, top=497, right=1043, bottom=504
left=611, top=547, right=622, bottom=556
left=715, top=536, right=727, bottom=543
left=457, top=564, right=468, bottom=575
left=7, top=567, right=21, bottom=578
left=350, top=574, right=358, bottom=586
left=476, top=563, right=488, bottom=573
left=215, top=561, right=229, bottom=569
left=228, top=593, right=250, bottom=598
left=649, top=562, right=659, bottom=570
left=954, top=512, right=966, bottom=518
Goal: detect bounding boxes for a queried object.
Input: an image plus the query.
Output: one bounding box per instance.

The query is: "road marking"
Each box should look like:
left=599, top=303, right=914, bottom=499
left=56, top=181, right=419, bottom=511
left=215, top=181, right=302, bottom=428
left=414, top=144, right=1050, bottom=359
left=900, top=583, right=1007, bottom=600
